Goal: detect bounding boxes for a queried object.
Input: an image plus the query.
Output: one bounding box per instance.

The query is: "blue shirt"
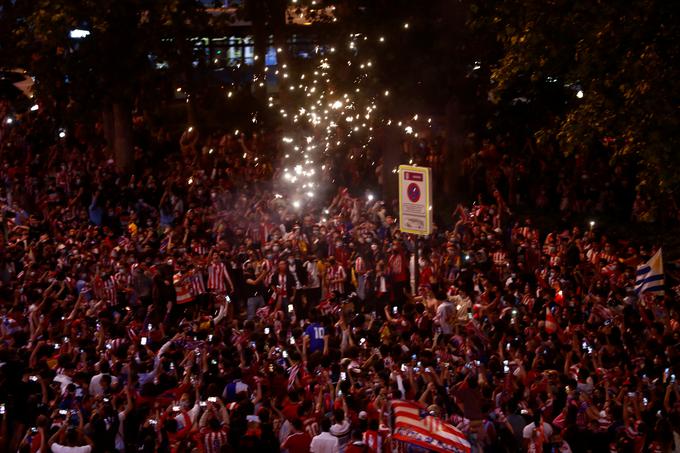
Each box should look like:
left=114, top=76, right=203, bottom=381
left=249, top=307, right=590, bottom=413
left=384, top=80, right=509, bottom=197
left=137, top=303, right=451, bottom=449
left=305, top=323, right=325, bottom=353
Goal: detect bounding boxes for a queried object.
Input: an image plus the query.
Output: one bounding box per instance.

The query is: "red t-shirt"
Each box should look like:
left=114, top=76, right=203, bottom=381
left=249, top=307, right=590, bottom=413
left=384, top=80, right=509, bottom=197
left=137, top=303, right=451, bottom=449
left=281, top=431, right=312, bottom=453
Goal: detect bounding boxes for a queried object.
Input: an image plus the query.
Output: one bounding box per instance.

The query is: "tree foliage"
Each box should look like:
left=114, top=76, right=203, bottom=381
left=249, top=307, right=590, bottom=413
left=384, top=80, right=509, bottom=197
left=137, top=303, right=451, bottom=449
left=470, top=0, right=680, bottom=194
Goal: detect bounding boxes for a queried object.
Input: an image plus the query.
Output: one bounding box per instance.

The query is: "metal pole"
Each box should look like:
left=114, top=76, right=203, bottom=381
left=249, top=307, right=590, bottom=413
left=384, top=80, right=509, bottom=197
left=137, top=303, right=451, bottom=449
left=413, top=237, right=419, bottom=295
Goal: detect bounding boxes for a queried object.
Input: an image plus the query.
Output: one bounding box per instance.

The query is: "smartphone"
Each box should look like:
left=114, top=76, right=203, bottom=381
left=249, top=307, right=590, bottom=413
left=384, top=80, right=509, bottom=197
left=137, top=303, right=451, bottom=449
left=288, top=304, right=294, bottom=312
left=141, top=337, right=148, bottom=346
left=29, top=375, right=39, bottom=382
left=264, top=327, right=270, bottom=335
left=628, top=392, right=636, bottom=398
left=199, top=401, right=207, bottom=407
left=106, top=343, right=112, bottom=350
left=208, top=397, right=218, bottom=403
left=672, top=374, right=677, bottom=383
left=359, top=338, right=366, bottom=346
left=250, top=341, right=256, bottom=349
left=149, top=419, right=158, bottom=425
left=289, top=336, right=295, bottom=345
left=147, top=323, right=152, bottom=331
left=340, top=371, right=347, bottom=380
left=338, top=390, right=343, bottom=397
left=31, top=427, right=38, bottom=434
left=0, top=404, right=5, bottom=415
left=59, top=409, right=68, bottom=416
left=172, top=405, right=181, bottom=412
left=401, top=364, right=408, bottom=372
left=208, top=334, right=213, bottom=342
left=282, top=350, right=288, bottom=358
left=392, top=306, right=398, bottom=315
left=103, top=398, right=110, bottom=403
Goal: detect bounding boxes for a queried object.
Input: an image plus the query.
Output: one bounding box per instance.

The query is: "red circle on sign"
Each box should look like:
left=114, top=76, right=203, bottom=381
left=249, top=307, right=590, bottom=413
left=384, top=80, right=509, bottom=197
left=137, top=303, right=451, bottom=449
left=407, top=183, right=421, bottom=202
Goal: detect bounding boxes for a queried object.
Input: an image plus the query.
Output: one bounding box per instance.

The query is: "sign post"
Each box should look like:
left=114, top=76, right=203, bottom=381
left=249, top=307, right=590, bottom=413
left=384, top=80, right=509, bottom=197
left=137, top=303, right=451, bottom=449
left=398, top=165, right=432, bottom=294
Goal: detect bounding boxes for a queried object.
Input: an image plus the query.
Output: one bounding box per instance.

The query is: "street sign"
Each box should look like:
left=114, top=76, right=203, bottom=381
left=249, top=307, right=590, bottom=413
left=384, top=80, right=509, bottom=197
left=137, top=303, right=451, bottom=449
left=398, top=165, right=432, bottom=235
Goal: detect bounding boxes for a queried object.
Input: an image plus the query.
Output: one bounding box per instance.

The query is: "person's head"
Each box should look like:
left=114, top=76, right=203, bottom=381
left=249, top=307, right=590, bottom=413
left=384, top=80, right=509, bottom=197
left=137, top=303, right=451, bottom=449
left=101, top=374, right=112, bottom=389
left=351, top=429, right=363, bottom=442
left=292, top=418, right=304, bottom=432
left=321, top=417, right=332, bottom=432
left=333, top=408, right=345, bottom=423
left=65, top=427, right=80, bottom=446
left=208, top=417, right=221, bottom=431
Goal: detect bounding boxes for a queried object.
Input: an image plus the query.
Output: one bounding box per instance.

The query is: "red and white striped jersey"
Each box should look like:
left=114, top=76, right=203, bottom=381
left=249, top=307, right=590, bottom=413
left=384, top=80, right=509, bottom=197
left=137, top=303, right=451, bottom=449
left=201, top=427, right=229, bottom=453
left=114, top=270, right=131, bottom=288
left=599, top=252, right=616, bottom=264
left=192, top=244, right=209, bottom=256
left=207, top=262, right=233, bottom=293
left=355, top=256, right=366, bottom=275
left=326, top=265, right=346, bottom=293
left=492, top=251, right=507, bottom=266
left=189, top=270, right=206, bottom=296
left=95, top=275, right=117, bottom=302
left=174, top=273, right=195, bottom=305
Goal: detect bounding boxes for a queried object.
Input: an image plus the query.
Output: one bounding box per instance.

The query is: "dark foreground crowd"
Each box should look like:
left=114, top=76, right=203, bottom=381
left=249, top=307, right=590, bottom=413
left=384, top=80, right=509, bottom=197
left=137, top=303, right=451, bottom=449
left=1, top=104, right=679, bottom=453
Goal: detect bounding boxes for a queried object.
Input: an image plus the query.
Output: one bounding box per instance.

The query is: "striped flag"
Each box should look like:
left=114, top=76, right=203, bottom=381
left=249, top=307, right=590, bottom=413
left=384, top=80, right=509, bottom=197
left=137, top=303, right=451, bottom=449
left=190, top=270, right=206, bottom=296
left=391, top=400, right=471, bottom=453
left=635, top=249, right=664, bottom=296
left=545, top=307, right=558, bottom=334
left=174, top=273, right=195, bottom=305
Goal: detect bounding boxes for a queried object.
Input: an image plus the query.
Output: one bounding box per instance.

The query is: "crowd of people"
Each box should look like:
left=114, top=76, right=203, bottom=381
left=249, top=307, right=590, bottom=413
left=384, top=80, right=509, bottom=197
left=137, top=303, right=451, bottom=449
left=1, top=101, right=680, bottom=453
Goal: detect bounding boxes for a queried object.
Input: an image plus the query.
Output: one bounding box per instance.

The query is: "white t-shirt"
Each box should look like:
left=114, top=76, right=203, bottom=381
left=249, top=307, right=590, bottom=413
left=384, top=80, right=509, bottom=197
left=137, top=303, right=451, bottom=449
left=310, top=432, right=339, bottom=453
left=115, top=411, right=126, bottom=451
left=51, top=444, right=92, bottom=453
left=436, top=301, right=456, bottom=334
left=89, top=373, right=118, bottom=396
left=330, top=420, right=351, bottom=452
left=522, top=421, right=553, bottom=440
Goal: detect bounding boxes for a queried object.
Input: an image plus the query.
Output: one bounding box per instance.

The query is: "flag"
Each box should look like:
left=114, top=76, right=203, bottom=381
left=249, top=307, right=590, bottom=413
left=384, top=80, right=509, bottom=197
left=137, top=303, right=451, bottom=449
left=391, top=400, right=471, bottom=453
left=174, top=273, right=195, bottom=305
left=545, top=307, right=558, bottom=334
left=635, top=249, right=664, bottom=296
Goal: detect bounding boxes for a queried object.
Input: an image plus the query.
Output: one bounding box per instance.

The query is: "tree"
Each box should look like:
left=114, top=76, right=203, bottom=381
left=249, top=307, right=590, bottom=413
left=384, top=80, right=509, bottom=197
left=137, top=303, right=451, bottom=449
left=470, top=0, right=680, bottom=198
left=12, top=0, right=209, bottom=172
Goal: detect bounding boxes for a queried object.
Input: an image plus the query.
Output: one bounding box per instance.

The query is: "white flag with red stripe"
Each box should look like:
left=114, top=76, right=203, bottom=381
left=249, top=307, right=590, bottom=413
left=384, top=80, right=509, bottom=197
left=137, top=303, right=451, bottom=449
left=391, top=400, right=471, bottom=453
left=545, top=307, right=558, bottom=334
left=174, top=273, right=195, bottom=305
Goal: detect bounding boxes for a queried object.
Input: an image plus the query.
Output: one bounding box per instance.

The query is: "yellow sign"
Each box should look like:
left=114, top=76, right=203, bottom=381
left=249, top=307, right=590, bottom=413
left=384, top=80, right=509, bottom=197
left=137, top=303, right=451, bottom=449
left=398, top=165, right=432, bottom=235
